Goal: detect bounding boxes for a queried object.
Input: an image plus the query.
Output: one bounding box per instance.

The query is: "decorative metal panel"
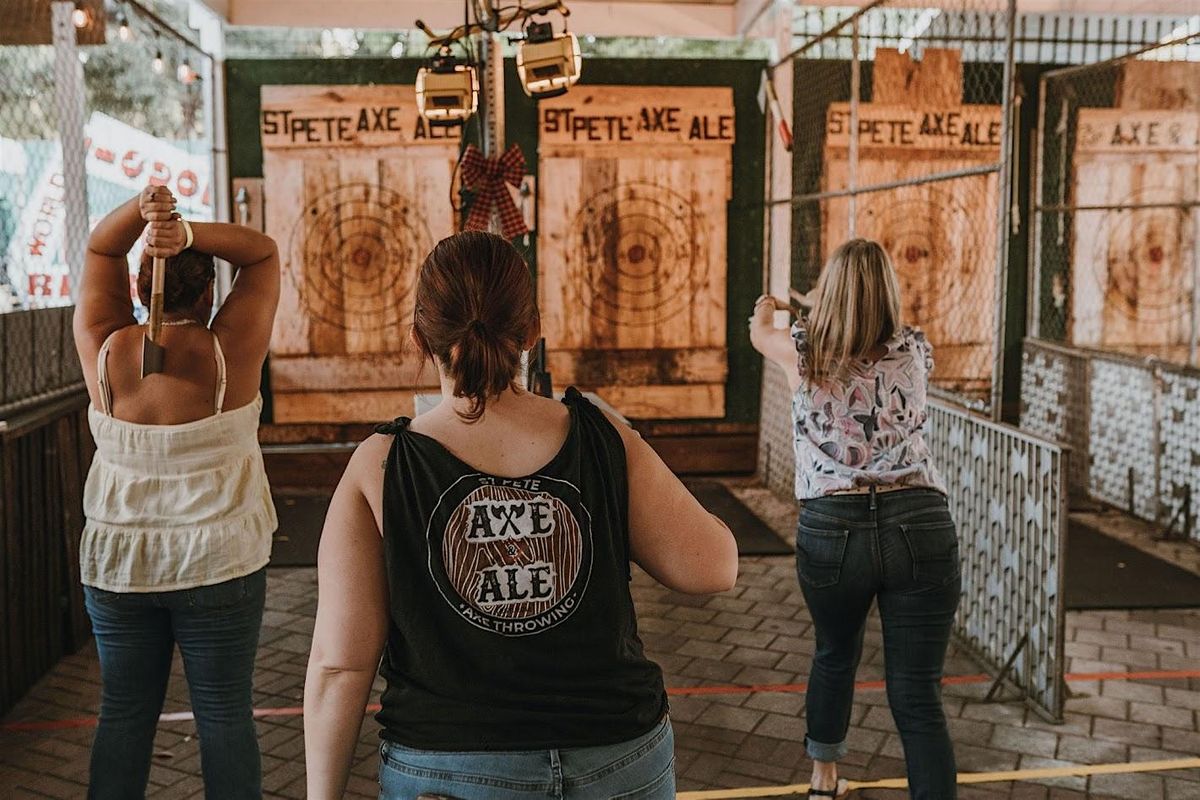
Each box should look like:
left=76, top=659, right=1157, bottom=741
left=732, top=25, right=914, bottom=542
left=758, top=363, right=797, bottom=501
left=1022, top=339, right=1200, bottom=543
left=1088, top=359, right=1159, bottom=520
left=1159, top=369, right=1200, bottom=543
left=928, top=402, right=1067, bottom=721
left=1020, top=341, right=1090, bottom=495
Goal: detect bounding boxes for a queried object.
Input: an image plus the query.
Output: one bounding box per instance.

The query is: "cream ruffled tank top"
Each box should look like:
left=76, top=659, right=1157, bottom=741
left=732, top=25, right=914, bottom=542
left=81, top=327, right=277, bottom=592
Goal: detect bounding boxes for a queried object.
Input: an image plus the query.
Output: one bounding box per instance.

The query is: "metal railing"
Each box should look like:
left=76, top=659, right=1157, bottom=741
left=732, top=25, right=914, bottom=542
left=927, top=399, right=1067, bottom=721
left=1022, top=338, right=1200, bottom=545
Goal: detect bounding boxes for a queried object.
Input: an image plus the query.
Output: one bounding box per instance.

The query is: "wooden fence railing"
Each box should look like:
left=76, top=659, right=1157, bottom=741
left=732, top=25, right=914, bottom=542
left=0, top=306, right=92, bottom=716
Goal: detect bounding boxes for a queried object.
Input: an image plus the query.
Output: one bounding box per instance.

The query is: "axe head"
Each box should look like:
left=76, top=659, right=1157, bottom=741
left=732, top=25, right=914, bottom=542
left=141, top=255, right=168, bottom=378
left=140, top=335, right=166, bottom=377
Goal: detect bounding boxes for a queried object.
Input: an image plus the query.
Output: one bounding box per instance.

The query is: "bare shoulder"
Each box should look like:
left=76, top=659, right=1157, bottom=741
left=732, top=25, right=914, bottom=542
left=350, top=432, right=394, bottom=477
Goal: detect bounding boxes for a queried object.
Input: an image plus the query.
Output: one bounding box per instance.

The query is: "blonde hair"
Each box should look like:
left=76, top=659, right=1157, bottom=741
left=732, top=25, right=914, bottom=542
left=806, top=238, right=902, bottom=386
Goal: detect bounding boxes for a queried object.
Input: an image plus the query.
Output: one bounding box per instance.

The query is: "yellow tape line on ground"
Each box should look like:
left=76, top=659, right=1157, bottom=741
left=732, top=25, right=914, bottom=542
left=676, top=757, right=1200, bottom=799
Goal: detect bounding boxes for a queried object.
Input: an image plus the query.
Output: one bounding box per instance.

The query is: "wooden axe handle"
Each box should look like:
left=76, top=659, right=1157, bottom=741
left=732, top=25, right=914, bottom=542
left=147, top=256, right=166, bottom=343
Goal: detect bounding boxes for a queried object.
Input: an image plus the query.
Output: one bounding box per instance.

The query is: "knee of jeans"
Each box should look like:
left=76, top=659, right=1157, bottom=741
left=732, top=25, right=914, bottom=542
left=885, top=686, right=947, bottom=728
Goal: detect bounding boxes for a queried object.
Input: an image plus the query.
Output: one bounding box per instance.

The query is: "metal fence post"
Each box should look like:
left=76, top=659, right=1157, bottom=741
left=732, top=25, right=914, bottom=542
left=50, top=1, right=89, bottom=304
left=847, top=17, right=860, bottom=238
left=989, top=0, right=1017, bottom=420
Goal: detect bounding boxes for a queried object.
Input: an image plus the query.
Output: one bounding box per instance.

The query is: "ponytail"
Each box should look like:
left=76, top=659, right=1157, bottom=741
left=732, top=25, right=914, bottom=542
left=413, top=232, right=538, bottom=423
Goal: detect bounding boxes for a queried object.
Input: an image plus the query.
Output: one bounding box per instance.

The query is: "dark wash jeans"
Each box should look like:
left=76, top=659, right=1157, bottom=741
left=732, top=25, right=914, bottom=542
left=83, top=567, right=266, bottom=800
left=379, top=716, right=675, bottom=800
left=796, top=488, right=960, bottom=800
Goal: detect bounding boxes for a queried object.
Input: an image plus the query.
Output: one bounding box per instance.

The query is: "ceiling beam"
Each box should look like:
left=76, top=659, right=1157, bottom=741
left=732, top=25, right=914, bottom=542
left=212, top=0, right=737, bottom=37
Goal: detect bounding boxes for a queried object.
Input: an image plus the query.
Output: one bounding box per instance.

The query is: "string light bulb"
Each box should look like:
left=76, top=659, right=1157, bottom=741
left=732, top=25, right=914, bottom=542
left=72, top=4, right=90, bottom=28
left=152, top=49, right=165, bottom=74
left=117, top=13, right=132, bottom=42
left=177, top=58, right=194, bottom=84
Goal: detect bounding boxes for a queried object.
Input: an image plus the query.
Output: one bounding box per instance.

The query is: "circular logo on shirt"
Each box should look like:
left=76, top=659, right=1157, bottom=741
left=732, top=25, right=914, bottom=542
left=426, top=474, right=593, bottom=637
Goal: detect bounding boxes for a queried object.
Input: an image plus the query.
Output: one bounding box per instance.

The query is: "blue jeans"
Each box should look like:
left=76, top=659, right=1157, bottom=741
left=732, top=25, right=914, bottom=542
left=83, top=568, right=266, bottom=800
left=796, top=489, right=960, bottom=800
left=378, top=716, right=675, bottom=800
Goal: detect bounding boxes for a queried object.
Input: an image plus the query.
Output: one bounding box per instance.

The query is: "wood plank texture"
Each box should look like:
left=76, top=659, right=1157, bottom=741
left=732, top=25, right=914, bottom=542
left=260, top=85, right=461, bottom=149
left=538, top=87, right=732, bottom=420
left=1071, top=63, right=1200, bottom=356
left=269, top=354, right=438, bottom=392
left=588, top=384, right=725, bottom=419
left=872, top=48, right=963, bottom=107
left=262, top=86, right=458, bottom=422
left=272, top=389, right=420, bottom=423
left=547, top=347, right=728, bottom=386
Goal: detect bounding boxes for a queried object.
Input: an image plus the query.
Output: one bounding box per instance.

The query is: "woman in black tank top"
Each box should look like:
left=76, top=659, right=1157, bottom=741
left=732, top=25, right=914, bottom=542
left=302, top=232, right=738, bottom=800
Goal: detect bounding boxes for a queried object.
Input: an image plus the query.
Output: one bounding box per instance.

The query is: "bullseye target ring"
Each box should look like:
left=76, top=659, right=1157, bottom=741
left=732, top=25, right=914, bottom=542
left=1090, top=187, right=1191, bottom=325
left=567, top=182, right=703, bottom=328
left=290, top=183, right=431, bottom=334
left=854, top=186, right=982, bottom=327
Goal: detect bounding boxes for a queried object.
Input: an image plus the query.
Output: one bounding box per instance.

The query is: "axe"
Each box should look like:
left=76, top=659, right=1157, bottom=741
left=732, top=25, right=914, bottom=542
left=140, top=254, right=167, bottom=377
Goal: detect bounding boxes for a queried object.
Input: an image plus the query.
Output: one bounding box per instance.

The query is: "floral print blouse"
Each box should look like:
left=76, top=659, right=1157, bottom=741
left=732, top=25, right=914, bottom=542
left=790, top=321, right=947, bottom=500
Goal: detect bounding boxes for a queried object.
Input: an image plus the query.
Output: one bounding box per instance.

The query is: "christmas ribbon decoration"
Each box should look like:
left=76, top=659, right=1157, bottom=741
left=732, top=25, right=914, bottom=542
left=459, top=143, right=530, bottom=240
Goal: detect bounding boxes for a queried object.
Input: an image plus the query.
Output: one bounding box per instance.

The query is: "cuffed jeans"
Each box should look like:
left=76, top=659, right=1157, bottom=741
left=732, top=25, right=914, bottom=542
left=378, top=716, right=675, bottom=800
left=796, top=488, right=960, bottom=800
left=83, top=567, right=266, bottom=800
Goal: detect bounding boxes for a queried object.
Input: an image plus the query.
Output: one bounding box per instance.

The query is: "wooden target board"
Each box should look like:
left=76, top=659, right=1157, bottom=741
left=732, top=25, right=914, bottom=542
left=1070, top=62, right=1200, bottom=362
left=261, top=85, right=459, bottom=423
left=537, top=86, right=733, bottom=419
left=822, top=49, right=1002, bottom=395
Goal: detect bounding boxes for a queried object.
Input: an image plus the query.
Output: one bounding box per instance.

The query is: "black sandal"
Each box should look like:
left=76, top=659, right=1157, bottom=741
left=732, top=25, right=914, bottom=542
left=808, top=778, right=850, bottom=799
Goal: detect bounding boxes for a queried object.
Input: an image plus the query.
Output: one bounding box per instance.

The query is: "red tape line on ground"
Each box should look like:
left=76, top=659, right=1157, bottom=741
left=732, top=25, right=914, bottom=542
left=4, top=670, right=1199, bottom=734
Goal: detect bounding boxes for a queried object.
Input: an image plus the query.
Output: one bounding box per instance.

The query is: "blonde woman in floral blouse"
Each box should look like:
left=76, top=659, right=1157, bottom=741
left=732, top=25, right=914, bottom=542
left=750, top=239, right=960, bottom=800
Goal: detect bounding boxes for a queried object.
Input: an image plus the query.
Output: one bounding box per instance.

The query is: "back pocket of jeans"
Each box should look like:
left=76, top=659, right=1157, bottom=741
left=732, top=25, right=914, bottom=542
left=795, top=526, right=849, bottom=589
left=898, top=522, right=960, bottom=587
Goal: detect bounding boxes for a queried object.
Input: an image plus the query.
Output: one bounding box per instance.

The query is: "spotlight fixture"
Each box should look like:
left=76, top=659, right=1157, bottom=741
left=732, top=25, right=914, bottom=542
left=152, top=49, right=165, bottom=74
left=117, top=13, right=133, bottom=41
left=415, top=50, right=479, bottom=126
left=72, top=4, right=91, bottom=28
left=177, top=58, right=195, bottom=84
left=516, top=21, right=581, bottom=99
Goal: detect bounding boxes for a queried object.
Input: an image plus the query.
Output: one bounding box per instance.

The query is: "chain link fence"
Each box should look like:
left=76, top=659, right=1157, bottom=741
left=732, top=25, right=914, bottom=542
left=1, top=0, right=215, bottom=314
left=782, top=0, right=1017, bottom=414
left=1032, top=33, right=1200, bottom=368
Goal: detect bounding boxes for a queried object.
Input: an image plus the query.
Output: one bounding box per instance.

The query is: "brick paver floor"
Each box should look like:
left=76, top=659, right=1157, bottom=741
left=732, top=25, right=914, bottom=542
left=2, top=484, right=1198, bottom=799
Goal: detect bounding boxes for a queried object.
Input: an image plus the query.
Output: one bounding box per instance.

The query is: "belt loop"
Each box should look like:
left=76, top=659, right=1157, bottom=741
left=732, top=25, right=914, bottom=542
left=869, top=485, right=877, bottom=513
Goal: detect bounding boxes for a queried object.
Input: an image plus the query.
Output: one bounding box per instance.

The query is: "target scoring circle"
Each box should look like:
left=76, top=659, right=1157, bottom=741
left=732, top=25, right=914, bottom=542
left=567, top=182, right=703, bottom=328
left=854, top=186, right=982, bottom=326
left=1089, top=186, right=1192, bottom=324
left=290, top=183, right=431, bottom=334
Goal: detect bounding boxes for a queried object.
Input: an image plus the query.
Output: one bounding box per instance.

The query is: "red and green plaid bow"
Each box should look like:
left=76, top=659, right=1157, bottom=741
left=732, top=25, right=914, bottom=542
left=460, top=143, right=530, bottom=240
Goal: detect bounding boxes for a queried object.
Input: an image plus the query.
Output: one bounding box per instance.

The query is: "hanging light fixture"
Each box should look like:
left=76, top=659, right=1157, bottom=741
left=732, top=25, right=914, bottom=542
left=117, top=11, right=133, bottom=42
left=415, top=49, right=478, bottom=126
left=177, top=57, right=195, bottom=84
left=516, top=20, right=581, bottom=99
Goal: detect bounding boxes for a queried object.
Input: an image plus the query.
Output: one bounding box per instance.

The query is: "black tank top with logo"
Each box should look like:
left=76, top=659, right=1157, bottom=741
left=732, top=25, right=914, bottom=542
left=372, top=388, right=667, bottom=750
